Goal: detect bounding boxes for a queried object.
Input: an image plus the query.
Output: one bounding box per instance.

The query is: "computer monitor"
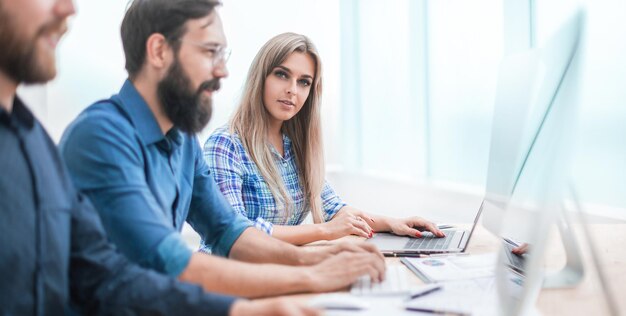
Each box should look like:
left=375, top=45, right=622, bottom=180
left=481, top=8, right=585, bottom=315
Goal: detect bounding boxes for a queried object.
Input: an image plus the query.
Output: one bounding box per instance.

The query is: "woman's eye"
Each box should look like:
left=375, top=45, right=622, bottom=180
left=274, top=70, right=288, bottom=79
left=298, top=79, right=312, bottom=87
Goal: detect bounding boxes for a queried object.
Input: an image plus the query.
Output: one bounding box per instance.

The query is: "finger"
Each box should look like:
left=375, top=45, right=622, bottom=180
left=351, top=217, right=373, bottom=236
left=512, top=243, right=529, bottom=255
left=354, top=251, right=386, bottom=282
left=353, top=241, right=385, bottom=261
left=332, top=218, right=369, bottom=239
left=373, top=256, right=386, bottom=282
left=405, top=218, right=445, bottom=237
left=282, top=301, right=320, bottom=316
left=350, top=256, right=383, bottom=283
left=368, top=254, right=386, bottom=282
left=303, top=306, right=322, bottom=316
left=349, top=222, right=370, bottom=238
left=365, top=265, right=382, bottom=283
left=334, top=241, right=367, bottom=254
left=293, top=304, right=321, bottom=316
left=421, top=221, right=445, bottom=237
left=400, top=226, right=423, bottom=238
left=351, top=210, right=376, bottom=225
left=363, top=215, right=376, bottom=226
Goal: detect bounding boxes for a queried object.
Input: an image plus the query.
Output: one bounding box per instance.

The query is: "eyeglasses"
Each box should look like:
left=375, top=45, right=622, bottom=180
left=177, top=39, right=232, bottom=67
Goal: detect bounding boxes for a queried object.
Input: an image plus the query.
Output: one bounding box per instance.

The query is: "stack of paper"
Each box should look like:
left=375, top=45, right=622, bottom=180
left=401, top=253, right=528, bottom=315
left=401, top=253, right=497, bottom=283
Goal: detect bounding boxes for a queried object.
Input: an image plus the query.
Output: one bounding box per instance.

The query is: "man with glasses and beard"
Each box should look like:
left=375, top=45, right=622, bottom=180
left=59, top=0, right=386, bottom=299
left=0, top=0, right=320, bottom=315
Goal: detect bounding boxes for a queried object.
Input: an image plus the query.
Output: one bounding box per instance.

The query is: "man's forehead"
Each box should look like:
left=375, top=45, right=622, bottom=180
left=184, top=11, right=226, bottom=45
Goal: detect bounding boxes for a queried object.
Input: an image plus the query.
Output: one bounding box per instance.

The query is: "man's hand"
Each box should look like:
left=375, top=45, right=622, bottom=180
left=299, top=241, right=385, bottom=265
left=387, top=217, right=445, bottom=238
left=303, top=251, right=387, bottom=293
left=231, top=297, right=320, bottom=316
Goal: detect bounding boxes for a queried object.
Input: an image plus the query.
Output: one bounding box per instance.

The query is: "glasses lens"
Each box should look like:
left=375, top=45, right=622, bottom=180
left=214, top=48, right=231, bottom=66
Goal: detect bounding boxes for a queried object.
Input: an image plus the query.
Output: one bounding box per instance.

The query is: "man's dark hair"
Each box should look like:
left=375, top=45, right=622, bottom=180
left=121, top=0, right=221, bottom=79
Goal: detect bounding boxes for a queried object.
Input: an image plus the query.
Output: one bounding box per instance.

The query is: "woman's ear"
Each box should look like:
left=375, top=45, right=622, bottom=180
left=145, top=33, right=173, bottom=70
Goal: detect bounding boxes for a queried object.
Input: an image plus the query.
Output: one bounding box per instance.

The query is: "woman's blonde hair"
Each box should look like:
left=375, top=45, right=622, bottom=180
left=230, top=32, right=325, bottom=224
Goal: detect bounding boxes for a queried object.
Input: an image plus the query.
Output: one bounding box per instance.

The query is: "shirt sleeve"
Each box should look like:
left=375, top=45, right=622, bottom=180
left=186, top=138, right=253, bottom=257
left=68, top=190, right=238, bottom=316
left=60, top=112, right=191, bottom=277
left=202, top=132, right=248, bottom=217
left=321, top=180, right=347, bottom=221
left=253, top=217, right=274, bottom=235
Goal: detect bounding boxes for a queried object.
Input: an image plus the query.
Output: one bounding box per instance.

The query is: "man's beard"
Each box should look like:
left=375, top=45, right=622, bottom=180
left=157, top=58, right=220, bottom=134
left=0, top=6, right=65, bottom=84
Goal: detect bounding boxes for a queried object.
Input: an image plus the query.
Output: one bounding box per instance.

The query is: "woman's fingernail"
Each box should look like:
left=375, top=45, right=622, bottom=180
left=415, top=232, right=422, bottom=238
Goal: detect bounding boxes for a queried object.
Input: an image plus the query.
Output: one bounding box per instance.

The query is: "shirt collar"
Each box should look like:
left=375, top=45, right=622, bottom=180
left=270, top=133, right=292, bottom=160
left=156, top=128, right=184, bottom=154
left=0, top=96, right=35, bottom=130
left=115, top=79, right=166, bottom=145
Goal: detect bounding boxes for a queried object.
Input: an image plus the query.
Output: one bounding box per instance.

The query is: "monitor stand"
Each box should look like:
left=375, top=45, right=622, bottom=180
left=567, top=186, right=620, bottom=316
left=542, top=205, right=584, bottom=288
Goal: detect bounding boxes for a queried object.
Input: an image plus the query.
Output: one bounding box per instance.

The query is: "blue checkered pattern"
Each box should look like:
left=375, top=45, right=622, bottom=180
left=203, top=125, right=346, bottom=235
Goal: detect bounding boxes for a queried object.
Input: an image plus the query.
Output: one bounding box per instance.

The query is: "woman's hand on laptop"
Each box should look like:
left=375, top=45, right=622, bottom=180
left=385, top=217, right=446, bottom=238
left=332, top=207, right=445, bottom=238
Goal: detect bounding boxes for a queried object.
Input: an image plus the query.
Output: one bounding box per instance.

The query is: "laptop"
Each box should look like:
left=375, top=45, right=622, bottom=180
left=367, top=201, right=484, bottom=256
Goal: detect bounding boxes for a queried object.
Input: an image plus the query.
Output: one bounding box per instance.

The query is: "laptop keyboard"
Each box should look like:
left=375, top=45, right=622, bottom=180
left=404, top=231, right=458, bottom=250
left=350, top=264, right=411, bottom=296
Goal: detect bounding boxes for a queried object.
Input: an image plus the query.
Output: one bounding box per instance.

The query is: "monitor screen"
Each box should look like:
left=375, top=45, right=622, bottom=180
left=481, top=9, right=585, bottom=315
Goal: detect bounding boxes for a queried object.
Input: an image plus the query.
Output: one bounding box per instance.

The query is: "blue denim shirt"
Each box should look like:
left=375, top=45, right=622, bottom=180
left=59, top=80, right=252, bottom=277
left=0, top=96, right=236, bottom=315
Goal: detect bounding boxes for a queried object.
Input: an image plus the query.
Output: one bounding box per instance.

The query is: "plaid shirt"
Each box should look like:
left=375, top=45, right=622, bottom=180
left=202, top=126, right=346, bottom=236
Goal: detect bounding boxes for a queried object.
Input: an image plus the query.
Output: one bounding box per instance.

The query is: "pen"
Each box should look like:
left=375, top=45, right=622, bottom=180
left=406, top=285, right=442, bottom=301
left=428, top=252, right=470, bottom=257
left=391, top=253, right=426, bottom=258
left=405, top=307, right=470, bottom=316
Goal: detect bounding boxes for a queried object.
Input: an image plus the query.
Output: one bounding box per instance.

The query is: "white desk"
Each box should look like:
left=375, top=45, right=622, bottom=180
left=181, top=174, right=625, bottom=314
left=287, top=223, right=626, bottom=315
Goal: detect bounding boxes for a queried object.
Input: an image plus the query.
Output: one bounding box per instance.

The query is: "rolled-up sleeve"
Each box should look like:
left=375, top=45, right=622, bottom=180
left=203, top=133, right=249, bottom=217
left=187, top=139, right=253, bottom=257
left=60, top=112, right=191, bottom=277
left=321, top=180, right=347, bottom=221
left=69, top=190, right=237, bottom=315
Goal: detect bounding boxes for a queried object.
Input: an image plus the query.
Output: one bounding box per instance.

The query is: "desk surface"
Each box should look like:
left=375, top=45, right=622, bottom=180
left=292, top=223, right=625, bottom=315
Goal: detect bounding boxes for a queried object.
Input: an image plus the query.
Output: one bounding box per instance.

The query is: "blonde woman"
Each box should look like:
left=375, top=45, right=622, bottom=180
left=202, top=33, right=444, bottom=247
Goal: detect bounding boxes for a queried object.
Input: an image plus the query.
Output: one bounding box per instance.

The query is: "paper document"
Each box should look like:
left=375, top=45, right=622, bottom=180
left=402, top=253, right=497, bottom=282
left=404, top=271, right=526, bottom=316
